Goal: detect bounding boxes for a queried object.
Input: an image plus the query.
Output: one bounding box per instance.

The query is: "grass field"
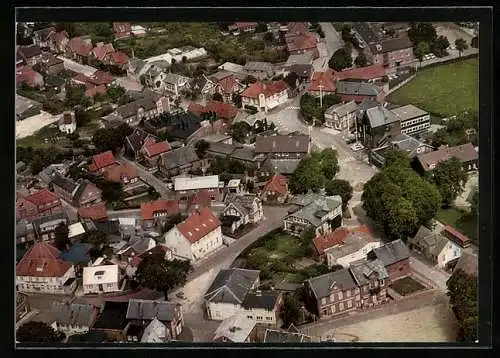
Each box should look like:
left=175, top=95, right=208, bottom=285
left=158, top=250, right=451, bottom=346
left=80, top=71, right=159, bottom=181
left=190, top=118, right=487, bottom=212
left=436, top=208, right=478, bottom=245
left=390, top=276, right=426, bottom=296
left=388, top=58, right=479, bottom=117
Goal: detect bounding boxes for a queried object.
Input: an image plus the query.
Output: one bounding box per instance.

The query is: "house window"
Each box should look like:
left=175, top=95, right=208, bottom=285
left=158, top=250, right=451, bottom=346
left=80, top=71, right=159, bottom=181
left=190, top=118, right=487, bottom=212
left=256, top=316, right=263, bottom=320
left=380, top=279, right=385, bottom=286
left=266, top=317, right=273, bottom=321
left=346, top=290, right=351, bottom=298
left=321, top=297, right=326, bottom=305
left=321, top=309, right=327, bottom=316
left=107, top=283, right=114, bottom=288
left=247, top=315, right=253, bottom=319
left=355, top=288, right=360, bottom=295
left=329, top=294, right=335, bottom=302
left=347, top=300, right=352, bottom=308
left=339, top=302, right=344, bottom=310
left=338, top=292, right=343, bottom=300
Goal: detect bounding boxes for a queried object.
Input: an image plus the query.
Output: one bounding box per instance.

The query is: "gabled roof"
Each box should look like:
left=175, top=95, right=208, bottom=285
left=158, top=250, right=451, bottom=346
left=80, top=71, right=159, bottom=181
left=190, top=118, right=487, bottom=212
left=285, top=195, right=342, bottom=227
left=308, top=69, right=336, bottom=92
left=416, top=143, right=478, bottom=171
left=52, top=173, right=79, bottom=194
left=48, top=30, right=69, bottom=45
left=365, top=105, right=400, bottom=128
left=143, top=141, right=172, bottom=158
left=369, top=239, right=409, bottom=266
left=305, top=269, right=357, bottom=299
left=77, top=202, right=108, bottom=221
left=52, top=302, right=97, bottom=327
left=204, top=268, right=260, bottom=304
left=187, top=189, right=213, bottom=212
left=244, top=61, right=273, bottom=73
left=204, top=100, right=239, bottom=120
left=214, top=314, right=256, bottom=343
left=336, top=80, right=381, bottom=97
left=285, top=52, right=314, bottom=66
left=335, top=64, right=386, bottom=81
left=349, top=258, right=389, bottom=286
left=140, top=199, right=180, bottom=220
left=67, top=37, right=93, bottom=57
left=263, top=173, right=288, bottom=196
left=109, top=51, right=129, bottom=65
left=85, top=84, right=107, bottom=98
left=24, top=189, right=59, bottom=207
left=313, top=228, right=350, bottom=256
left=390, top=104, right=428, bottom=121
left=126, top=128, right=156, bottom=153
left=126, top=299, right=178, bottom=322
left=90, top=150, right=116, bottom=171
left=141, top=317, right=167, bottom=343
left=103, top=163, right=138, bottom=183
left=224, top=194, right=259, bottom=217
left=16, top=242, right=72, bottom=278
left=325, top=100, right=358, bottom=118
left=113, top=22, right=132, bottom=34
left=176, top=208, right=221, bottom=243
left=255, top=134, right=310, bottom=154
left=453, top=251, right=478, bottom=277
left=241, top=80, right=288, bottom=99
left=34, top=26, right=55, bottom=41
left=159, top=146, right=199, bottom=171
left=72, top=180, right=102, bottom=204
left=286, top=32, right=318, bottom=53
left=241, top=291, right=281, bottom=310
left=18, top=45, right=42, bottom=59
left=369, top=35, right=413, bottom=54
left=92, top=43, right=115, bottom=61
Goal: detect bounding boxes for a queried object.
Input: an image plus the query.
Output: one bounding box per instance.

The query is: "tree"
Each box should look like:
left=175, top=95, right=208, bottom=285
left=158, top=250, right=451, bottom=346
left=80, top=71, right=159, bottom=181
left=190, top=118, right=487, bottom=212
left=284, top=72, right=299, bottom=89
left=135, top=254, right=192, bottom=298
left=414, top=41, right=430, bottom=66
left=354, top=51, right=368, bottom=67
left=232, top=93, right=242, bottom=107
left=432, top=35, right=450, bottom=57
left=263, top=32, right=274, bottom=43
left=65, top=84, right=91, bottom=108
left=408, top=22, right=437, bottom=45
left=17, top=321, right=65, bottom=343
left=469, top=187, right=478, bottom=215
left=325, top=179, right=353, bottom=211
left=231, top=121, right=251, bottom=143
left=385, top=197, right=418, bottom=240
left=92, top=123, right=132, bottom=153
left=289, top=156, right=325, bottom=194
left=471, top=36, right=478, bottom=48
left=429, top=157, right=468, bottom=207
left=106, top=84, right=126, bottom=103
left=195, top=139, right=210, bottom=158
left=255, top=23, right=268, bottom=33
left=162, top=213, right=184, bottom=233
left=212, top=92, right=224, bottom=102
left=82, top=230, right=107, bottom=247
left=54, top=222, right=70, bottom=251
left=318, top=148, right=340, bottom=180
left=455, top=38, right=469, bottom=57
left=281, top=294, right=301, bottom=327
left=446, top=269, right=478, bottom=342
left=328, top=48, right=352, bottom=71
left=75, top=107, right=90, bottom=127
left=93, top=177, right=124, bottom=203
left=241, top=75, right=258, bottom=85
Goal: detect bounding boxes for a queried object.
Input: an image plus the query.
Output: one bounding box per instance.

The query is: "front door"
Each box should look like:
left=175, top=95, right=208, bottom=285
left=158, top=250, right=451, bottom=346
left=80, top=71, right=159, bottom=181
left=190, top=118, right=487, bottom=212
left=99, top=284, right=104, bottom=292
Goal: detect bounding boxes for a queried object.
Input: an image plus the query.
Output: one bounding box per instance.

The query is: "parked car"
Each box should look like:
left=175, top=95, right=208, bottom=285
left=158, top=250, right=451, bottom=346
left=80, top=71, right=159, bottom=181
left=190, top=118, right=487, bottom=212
left=350, top=142, right=365, bottom=152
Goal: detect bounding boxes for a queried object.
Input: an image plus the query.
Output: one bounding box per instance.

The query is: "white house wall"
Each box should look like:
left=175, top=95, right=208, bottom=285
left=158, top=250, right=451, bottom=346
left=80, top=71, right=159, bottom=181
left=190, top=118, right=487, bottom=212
left=206, top=301, right=241, bottom=321
left=163, top=227, right=194, bottom=261
left=190, top=227, right=223, bottom=260
left=332, top=242, right=382, bottom=268
left=437, top=241, right=462, bottom=268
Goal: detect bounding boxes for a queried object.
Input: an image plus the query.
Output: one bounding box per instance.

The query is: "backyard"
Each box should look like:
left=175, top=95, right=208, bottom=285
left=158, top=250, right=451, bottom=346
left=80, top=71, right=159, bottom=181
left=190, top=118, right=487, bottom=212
left=436, top=208, right=478, bottom=246
left=238, top=229, right=330, bottom=287
left=388, top=58, right=479, bottom=117
left=390, top=276, right=426, bottom=296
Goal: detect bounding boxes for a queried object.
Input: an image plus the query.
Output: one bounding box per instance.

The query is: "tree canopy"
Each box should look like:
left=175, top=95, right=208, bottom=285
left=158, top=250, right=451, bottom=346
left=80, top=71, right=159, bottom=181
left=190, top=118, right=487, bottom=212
left=325, top=179, right=353, bottom=211
left=300, top=93, right=341, bottom=125
left=428, top=157, right=468, bottom=207
left=281, top=294, right=302, bottom=328
left=408, top=22, right=437, bottom=46
left=289, top=149, right=340, bottom=194
left=92, top=123, right=133, bottom=153
left=430, top=112, right=477, bottom=148
left=455, top=38, right=469, bottom=56
left=231, top=121, right=252, bottom=143
left=54, top=222, right=70, bottom=251
left=447, top=269, right=478, bottom=342
left=17, top=321, right=65, bottom=343
left=354, top=51, right=368, bottom=67
left=328, top=47, right=352, bottom=71
left=362, top=150, right=441, bottom=240
left=414, top=41, right=430, bottom=63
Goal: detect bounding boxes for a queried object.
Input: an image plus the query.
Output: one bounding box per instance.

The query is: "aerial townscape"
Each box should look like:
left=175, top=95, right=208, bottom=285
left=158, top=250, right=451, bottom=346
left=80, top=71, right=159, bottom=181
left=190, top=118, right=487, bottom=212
left=16, top=21, right=479, bottom=344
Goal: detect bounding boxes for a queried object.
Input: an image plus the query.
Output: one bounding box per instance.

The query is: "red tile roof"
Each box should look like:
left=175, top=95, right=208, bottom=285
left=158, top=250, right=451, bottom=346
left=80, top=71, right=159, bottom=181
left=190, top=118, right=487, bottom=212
left=287, top=32, right=317, bottom=53
left=77, top=202, right=108, bottom=221
left=140, top=199, right=180, bottom=221
left=241, top=80, right=289, bottom=99
left=25, top=189, right=60, bottom=207
left=287, top=22, right=309, bottom=35
left=16, top=66, right=43, bottom=87
left=113, top=22, right=132, bottom=35
left=143, top=141, right=171, bottom=158
left=228, top=22, right=258, bottom=31
left=49, top=30, right=69, bottom=45
left=92, top=43, right=115, bottom=61
left=85, top=84, right=107, bottom=98
left=187, top=189, right=213, bottom=213
left=205, top=101, right=239, bottom=120
left=90, top=150, right=116, bottom=171
left=176, top=207, right=221, bottom=243
left=67, top=37, right=93, bottom=57
left=313, top=228, right=350, bottom=256
left=335, top=64, right=386, bottom=81
left=110, top=51, right=129, bottom=65
left=188, top=103, right=206, bottom=117
left=103, top=163, right=138, bottom=183
left=216, top=75, right=238, bottom=94
left=263, top=174, right=288, bottom=196
left=442, top=225, right=471, bottom=247
left=308, top=69, right=336, bottom=93
left=16, top=242, right=73, bottom=278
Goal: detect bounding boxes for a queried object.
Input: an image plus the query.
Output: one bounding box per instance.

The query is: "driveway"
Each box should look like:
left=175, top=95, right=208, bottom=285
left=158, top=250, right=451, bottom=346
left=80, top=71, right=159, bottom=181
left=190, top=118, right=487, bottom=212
left=117, top=153, right=171, bottom=198
left=409, top=255, right=451, bottom=292
left=320, top=23, right=344, bottom=59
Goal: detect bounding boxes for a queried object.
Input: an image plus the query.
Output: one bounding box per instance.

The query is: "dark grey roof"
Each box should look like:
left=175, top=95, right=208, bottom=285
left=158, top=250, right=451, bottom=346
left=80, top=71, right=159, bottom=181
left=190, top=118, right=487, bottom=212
left=241, top=291, right=280, bottom=310
left=204, top=268, right=260, bottom=304
left=262, top=158, right=301, bottom=174
left=285, top=52, right=314, bottom=66
left=16, top=94, right=42, bottom=116
left=190, top=75, right=211, bottom=91
left=264, top=329, right=312, bottom=343
left=255, top=134, right=310, bottom=154
left=411, top=225, right=433, bottom=242
left=208, top=142, right=240, bottom=156
left=391, top=134, right=428, bottom=157
left=353, top=22, right=380, bottom=45
left=159, top=146, right=199, bottom=171
left=126, top=128, right=156, bottom=153
left=44, top=75, right=65, bottom=87
left=366, top=105, right=400, bottom=128
left=370, top=35, right=413, bottom=54
left=126, top=299, right=177, bottom=322
left=391, top=105, right=428, bottom=121
left=409, top=226, right=449, bottom=257
left=285, top=195, right=342, bottom=227
left=16, top=161, right=26, bottom=171
left=116, top=97, right=158, bottom=119
left=92, top=301, right=129, bottom=330
left=306, top=269, right=357, bottom=299
left=32, top=212, right=68, bottom=231
left=454, top=251, right=478, bottom=277
left=244, top=61, right=273, bottom=73
left=231, top=147, right=259, bottom=162
left=225, top=194, right=259, bottom=217
left=52, top=302, right=96, bottom=327
left=357, top=99, right=379, bottom=112
left=369, top=239, right=409, bottom=266
left=289, top=64, right=313, bottom=79
left=336, top=81, right=381, bottom=96
left=18, top=45, right=42, bottom=59
left=325, top=100, right=358, bottom=117
left=167, top=112, right=202, bottom=140
left=349, top=259, right=388, bottom=286
left=52, top=173, right=78, bottom=194
left=34, top=27, right=55, bottom=41
left=72, top=179, right=91, bottom=203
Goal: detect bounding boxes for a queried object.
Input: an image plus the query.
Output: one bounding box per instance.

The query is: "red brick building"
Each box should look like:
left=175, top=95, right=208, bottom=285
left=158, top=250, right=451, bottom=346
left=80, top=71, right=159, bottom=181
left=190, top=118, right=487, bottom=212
left=16, top=189, right=62, bottom=221
left=260, top=174, right=289, bottom=204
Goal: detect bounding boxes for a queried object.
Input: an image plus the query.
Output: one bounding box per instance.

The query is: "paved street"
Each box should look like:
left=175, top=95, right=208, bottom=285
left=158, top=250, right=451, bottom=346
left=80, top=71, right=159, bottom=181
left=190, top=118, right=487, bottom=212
left=299, top=289, right=449, bottom=340
left=313, top=23, right=345, bottom=71
left=409, top=255, right=451, bottom=292
left=117, top=153, right=171, bottom=198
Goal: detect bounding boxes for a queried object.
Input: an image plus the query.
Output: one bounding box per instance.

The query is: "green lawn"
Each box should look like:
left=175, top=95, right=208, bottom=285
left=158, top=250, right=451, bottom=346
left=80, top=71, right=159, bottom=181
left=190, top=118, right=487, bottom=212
left=388, top=58, right=479, bottom=117
left=17, top=124, right=65, bottom=149
left=436, top=208, right=478, bottom=246
left=390, top=276, right=426, bottom=296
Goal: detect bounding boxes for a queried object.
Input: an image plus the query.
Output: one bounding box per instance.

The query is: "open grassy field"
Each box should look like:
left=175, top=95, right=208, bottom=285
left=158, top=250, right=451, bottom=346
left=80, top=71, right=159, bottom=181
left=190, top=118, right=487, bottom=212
left=436, top=208, right=478, bottom=245
left=388, top=58, right=479, bottom=117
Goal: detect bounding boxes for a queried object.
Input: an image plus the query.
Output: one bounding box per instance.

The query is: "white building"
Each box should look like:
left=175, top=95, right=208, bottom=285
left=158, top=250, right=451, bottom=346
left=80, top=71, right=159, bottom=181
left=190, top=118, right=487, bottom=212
left=163, top=207, right=223, bottom=261
left=67, top=222, right=86, bottom=240
left=222, top=194, right=263, bottom=233
left=324, top=101, right=358, bottom=132
left=16, top=242, right=77, bottom=295
left=152, top=72, right=190, bottom=96
left=144, top=47, right=207, bottom=65
left=51, top=302, right=98, bottom=336
left=58, top=111, right=77, bottom=134
left=323, top=232, right=382, bottom=268
left=174, top=175, right=220, bottom=192
left=82, top=260, right=121, bottom=294
left=241, top=80, right=289, bottom=113
left=391, top=104, right=431, bottom=136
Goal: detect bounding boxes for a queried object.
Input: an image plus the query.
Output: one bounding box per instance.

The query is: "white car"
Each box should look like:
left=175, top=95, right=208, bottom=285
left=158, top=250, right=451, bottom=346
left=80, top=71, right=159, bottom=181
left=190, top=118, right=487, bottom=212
left=350, top=142, right=365, bottom=152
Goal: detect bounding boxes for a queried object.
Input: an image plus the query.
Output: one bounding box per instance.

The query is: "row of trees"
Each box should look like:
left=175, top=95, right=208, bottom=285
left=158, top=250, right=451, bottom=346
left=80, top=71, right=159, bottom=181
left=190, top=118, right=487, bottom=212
left=362, top=150, right=468, bottom=241
left=92, top=123, right=133, bottom=154
left=431, top=111, right=478, bottom=148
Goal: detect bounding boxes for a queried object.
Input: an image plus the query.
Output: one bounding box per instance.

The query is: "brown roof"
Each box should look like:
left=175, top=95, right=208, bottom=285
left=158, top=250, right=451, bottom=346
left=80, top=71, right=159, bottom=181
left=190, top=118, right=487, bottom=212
left=67, top=37, right=93, bottom=57
left=263, top=174, right=288, bottom=196
left=90, top=151, right=116, bottom=171
left=140, top=199, right=180, bottom=221
left=453, top=251, right=478, bottom=276
left=416, top=143, right=477, bottom=171
left=308, top=69, right=336, bottom=92
left=335, top=64, right=386, bottom=81
left=143, top=141, right=172, bottom=158
left=77, top=203, right=108, bottom=221
left=110, top=51, right=129, bottom=65
left=176, top=207, right=221, bottom=243
left=74, top=70, right=114, bottom=87
left=287, top=23, right=309, bottom=35
left=49, top=30, right=69, bottom=45
left=92, top=43, right=115, bottom=61
left=255, top=134, right=310, bottom=154
left=287, top=32, right=317, bottom=53
left=313, top=228, right=350, bottom=255
left=370, top=35, right=413, bottom=54
left=113, top=22, right=132, bottom=34
left=40, top=53, right=64, bottom=67
left=442, top=225, right=471, bottom=248
left=228, top=22, right=258, bottom=31
left=241, top=80, right=288, bottom=99
left=187, top=189, right=213, bottom=213
left=103, top=163, right=138, bottom=183
left=25, top=189, right=59, bottom=207
left=16, top=242, right=72, bottom=278
left=85, top=84, right=107, bottom=98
